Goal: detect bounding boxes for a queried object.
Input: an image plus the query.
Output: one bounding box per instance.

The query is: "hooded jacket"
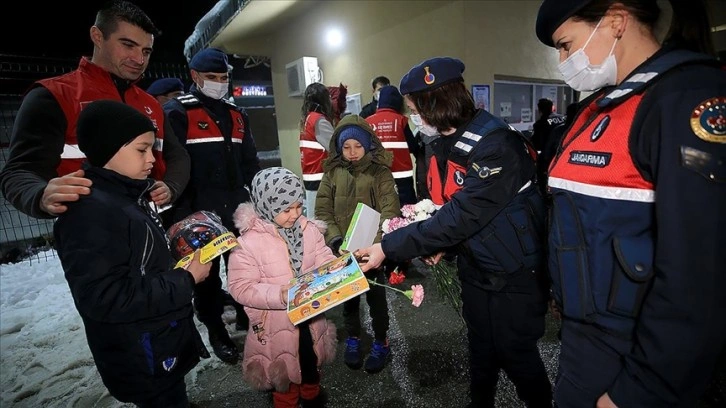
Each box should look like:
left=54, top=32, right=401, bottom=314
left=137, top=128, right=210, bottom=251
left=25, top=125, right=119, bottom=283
left=227, top=203, right=338, bottom=391
left=53, top=166, right=206, bottom=402
left=315, top=115, right=401, bottom=245
left=365, top=86, right=417, bottom=178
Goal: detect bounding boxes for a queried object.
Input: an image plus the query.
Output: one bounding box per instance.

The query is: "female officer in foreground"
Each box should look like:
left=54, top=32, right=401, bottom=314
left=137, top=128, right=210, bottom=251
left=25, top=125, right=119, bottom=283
left=357, top=57, right=552, bottom=408
left=535, top=0, right=726, bottom=406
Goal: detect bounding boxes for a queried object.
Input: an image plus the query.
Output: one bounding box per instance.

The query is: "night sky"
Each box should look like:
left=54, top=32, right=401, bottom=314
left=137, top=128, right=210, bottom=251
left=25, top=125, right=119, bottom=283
left=3, top=1, right=219, bottom=63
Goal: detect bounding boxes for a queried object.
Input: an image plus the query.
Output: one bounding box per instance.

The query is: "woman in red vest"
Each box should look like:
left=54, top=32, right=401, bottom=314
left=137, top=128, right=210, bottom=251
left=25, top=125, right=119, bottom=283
left=299, top=83, right=335, bottom=218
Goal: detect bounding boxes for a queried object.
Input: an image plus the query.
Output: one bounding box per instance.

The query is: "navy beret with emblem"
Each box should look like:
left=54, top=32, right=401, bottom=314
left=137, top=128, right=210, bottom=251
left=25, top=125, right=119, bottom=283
left=399, top=57, right=465, bottom=95
left=536, top=0, right=594, bottom=47
left=189, top=48, right=230, bottom=73
left=146, top=78, right=184, bottom=96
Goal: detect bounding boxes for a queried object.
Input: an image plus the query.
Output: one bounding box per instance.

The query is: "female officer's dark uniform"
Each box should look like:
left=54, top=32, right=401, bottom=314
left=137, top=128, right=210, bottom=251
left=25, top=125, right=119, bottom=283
left=537, top=1, right=726, bottom=406
left=382, top=57, right=552, bottom=408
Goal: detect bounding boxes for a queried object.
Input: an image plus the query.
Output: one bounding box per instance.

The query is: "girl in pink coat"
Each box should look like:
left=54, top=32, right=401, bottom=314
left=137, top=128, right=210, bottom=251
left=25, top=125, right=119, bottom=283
left=228, top=167, right=337, bottom=408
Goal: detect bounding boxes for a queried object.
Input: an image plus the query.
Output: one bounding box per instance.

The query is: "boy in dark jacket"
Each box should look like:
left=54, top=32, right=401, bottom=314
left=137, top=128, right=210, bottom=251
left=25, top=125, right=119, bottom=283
left=54, top=100, right=211, bottom=407
left=314, top=115, right=401, bottom=374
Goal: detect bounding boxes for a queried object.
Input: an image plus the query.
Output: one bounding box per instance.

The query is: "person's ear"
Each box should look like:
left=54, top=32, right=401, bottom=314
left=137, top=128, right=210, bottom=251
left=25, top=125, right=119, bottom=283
left=190, top=70, right=201, bottom=87
left=608, top=8, right=628, bottom=39
left=90, top=26, right=104, bottom=48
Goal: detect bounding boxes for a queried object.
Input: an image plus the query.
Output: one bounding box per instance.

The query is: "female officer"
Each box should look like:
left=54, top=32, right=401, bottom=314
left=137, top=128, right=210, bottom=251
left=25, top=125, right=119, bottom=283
left=357, top=57, right=552, bottom=408
left=535, top=0, right=726, bottom=407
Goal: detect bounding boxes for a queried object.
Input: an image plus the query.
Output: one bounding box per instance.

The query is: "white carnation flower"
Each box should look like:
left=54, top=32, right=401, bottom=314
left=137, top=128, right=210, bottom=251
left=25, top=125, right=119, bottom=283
left=381, top=219, right=391, bottom=234
left=416, top=199, right=437, bottom=215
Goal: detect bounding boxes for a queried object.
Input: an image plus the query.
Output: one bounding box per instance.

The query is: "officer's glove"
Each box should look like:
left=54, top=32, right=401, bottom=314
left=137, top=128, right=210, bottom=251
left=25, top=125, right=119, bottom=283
left=328, top=236, right=343, bottom=255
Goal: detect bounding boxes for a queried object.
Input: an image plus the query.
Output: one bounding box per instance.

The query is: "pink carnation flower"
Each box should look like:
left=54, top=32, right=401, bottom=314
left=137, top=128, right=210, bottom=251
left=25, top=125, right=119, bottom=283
left=406, top=284, right=425, bottom=307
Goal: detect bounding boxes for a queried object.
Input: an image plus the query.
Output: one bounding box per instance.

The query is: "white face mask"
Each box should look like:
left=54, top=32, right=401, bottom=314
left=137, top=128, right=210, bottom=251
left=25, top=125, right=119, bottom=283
left=373, top=90, right=380, bottom=101
left=410, top=113, right=423, bottom=127
left=557, top=17, right=618, bottom=92
left=199, top=79, right=228, bottom=100
left=410, top=113, right=439, bottom=137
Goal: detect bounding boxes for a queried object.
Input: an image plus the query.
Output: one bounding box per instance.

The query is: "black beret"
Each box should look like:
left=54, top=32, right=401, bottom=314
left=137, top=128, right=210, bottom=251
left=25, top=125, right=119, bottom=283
left=536, top=0, right=594, bottom=47
left=77, top=100, right=157, bottom=167
left=189, top=48, right=230, bottom=73
left=399, top=57, right=465, bottom=95
left=146, top=78, right=184, bottom=96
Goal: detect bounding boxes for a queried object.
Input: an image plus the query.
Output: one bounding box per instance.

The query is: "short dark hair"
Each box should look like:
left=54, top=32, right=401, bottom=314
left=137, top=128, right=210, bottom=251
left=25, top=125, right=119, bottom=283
left=538, top=98, right=554, bottom=114
left=371, top=76, right=390, bottom=90
left=407, top=81, right=476, bottom=133
left=95, top=0, right=161, bottom=39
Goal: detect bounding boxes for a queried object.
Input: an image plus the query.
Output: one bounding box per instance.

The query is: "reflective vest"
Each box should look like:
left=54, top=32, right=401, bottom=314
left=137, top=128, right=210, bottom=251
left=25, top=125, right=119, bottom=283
left=39, top=57, right=167, bottom=179
left=178, top=95, right=246, bottom=146
left=547, top=49, right=712, bottom=336
left=299, top=112, right=328, bottom=183
left=427, top=110, right=514, bottom=205
left=365, top=108, right=414, bottom=178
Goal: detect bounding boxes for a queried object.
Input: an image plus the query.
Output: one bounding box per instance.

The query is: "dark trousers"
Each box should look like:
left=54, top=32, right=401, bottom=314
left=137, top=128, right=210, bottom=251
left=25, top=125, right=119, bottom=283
left=194, top=251, right=247, bottom=328
left=134, top=379, right=189, bottom=408
left=461, top=281, right=552, bottom=408
left=395, top=176, right=417, bottom=206
left=343, top=269, right=389, bottom=342
left=553, top=320, right=630, bottom=408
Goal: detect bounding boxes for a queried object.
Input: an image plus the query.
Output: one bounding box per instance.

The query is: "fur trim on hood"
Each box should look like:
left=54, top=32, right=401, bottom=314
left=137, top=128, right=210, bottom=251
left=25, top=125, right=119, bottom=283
left=323, top=114, right=392, bottom=171
left=233, top=202, right=327, bottom=235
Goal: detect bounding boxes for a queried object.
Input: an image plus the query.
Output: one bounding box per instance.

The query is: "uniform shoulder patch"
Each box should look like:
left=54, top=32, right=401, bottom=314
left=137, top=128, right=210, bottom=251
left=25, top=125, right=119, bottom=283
left=691, top=97, right=726, bottom=143
left=177, top=94, right=201, bottom=107
left=471, top=162, right=502, bottom=179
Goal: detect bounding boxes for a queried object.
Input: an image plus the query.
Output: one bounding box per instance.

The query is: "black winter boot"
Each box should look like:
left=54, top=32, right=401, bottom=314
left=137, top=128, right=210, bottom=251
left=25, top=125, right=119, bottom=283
left=207, top=324, right=239, bottom=364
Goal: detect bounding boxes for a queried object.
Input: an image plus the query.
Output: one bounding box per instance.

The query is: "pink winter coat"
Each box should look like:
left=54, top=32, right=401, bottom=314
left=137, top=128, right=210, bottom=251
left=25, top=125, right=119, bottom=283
left=228, top=203, right=338, bottom=392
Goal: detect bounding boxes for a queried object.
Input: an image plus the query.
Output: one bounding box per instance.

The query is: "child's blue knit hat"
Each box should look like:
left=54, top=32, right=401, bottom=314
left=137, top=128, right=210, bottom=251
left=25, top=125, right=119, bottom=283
left=337, top=126, right=372, bottom=153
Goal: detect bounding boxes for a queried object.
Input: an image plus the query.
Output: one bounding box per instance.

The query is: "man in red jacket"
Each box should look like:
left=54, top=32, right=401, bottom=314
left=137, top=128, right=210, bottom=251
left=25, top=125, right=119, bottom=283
left=365, top=85, right=419, bottom=206
left=0, top=0, right=190, bottom=220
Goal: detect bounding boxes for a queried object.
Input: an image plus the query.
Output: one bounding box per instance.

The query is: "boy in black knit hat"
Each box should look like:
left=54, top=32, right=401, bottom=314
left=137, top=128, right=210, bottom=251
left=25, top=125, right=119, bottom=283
left=53, top=99, right=211, bottom=407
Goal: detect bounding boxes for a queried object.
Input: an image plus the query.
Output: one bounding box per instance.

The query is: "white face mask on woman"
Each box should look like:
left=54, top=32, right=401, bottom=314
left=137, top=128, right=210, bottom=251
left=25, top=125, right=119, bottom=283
left=410, top=114, right=439, bottom=137
left=199, top=80, right=229, bottom=100
left=558, top=17, right=618, bottom=92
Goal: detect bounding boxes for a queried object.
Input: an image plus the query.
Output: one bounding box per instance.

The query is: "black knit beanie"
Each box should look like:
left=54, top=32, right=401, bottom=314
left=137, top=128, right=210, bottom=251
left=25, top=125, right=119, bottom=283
left=76, top=100, right=157, bottom=167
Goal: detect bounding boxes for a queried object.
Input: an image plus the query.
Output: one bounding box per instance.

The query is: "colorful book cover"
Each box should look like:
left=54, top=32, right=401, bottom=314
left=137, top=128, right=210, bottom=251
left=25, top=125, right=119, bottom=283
left=340, top=202, right=381, bottom=252
left=173, top=232, right=238, bottom=269
left=287, top=252, right=370, bottom=325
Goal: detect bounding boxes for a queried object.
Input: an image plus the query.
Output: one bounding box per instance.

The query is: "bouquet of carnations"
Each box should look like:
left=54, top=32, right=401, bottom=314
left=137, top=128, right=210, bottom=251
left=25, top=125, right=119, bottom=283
left=382, top=199, right=462, bottom=316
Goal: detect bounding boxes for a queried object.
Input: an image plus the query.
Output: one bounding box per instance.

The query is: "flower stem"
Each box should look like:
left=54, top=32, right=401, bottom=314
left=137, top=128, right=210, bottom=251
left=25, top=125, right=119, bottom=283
left=367, top=278, right=408, bottom=296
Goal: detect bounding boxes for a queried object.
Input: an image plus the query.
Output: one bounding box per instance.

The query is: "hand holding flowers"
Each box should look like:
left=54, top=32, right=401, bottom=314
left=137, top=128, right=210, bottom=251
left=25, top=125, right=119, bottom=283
left=381, top=199, right=462, bottom=317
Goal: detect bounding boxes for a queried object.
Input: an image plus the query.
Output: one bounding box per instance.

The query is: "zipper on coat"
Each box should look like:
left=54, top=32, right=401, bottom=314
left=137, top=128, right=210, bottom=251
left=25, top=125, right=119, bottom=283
left=140, top=224, right=154, bottom=276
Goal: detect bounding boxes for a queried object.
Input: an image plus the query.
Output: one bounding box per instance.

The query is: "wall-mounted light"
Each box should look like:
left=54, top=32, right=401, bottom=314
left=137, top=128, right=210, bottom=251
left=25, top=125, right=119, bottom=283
left=325, top=28, right=344, bottom=48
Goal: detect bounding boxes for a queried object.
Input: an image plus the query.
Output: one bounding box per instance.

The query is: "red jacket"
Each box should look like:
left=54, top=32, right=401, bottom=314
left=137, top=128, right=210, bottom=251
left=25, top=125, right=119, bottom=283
left=366, top=108, right=414, bottom=178
left=39, top=58, right=167, bottom=180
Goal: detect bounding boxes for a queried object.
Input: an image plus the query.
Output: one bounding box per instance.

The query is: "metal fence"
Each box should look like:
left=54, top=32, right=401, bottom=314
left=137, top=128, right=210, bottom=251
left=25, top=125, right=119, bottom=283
left=0, top=54, right=191, bottom=264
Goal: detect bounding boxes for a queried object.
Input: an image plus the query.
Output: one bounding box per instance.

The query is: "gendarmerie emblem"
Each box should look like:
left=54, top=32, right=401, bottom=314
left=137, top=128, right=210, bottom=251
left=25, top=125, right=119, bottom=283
left=691, top=97, right=726, bottom=144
